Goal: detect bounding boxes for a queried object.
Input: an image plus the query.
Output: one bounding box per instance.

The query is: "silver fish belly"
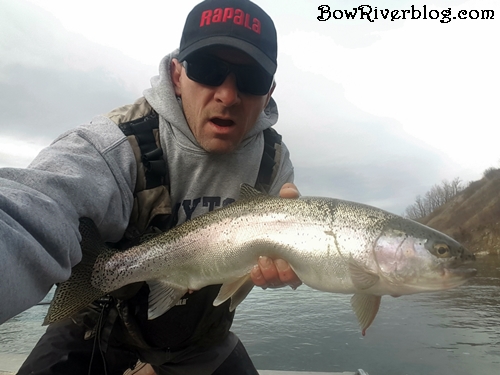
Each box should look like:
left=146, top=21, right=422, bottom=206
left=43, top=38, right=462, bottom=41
left=45, top=184, right=476, bottom=335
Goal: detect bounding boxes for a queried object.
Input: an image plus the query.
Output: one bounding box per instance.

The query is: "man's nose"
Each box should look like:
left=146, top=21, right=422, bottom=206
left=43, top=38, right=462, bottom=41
left=214, top=73, right=241, bottom=106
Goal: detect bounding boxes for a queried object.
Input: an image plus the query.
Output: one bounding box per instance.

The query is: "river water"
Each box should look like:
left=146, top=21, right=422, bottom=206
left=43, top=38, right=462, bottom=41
left=1, top=255, right=499, bottom=374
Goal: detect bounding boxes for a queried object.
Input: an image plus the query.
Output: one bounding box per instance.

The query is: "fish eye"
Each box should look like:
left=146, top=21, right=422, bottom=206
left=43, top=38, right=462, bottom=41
left=434, top=244, right=451, bottom=258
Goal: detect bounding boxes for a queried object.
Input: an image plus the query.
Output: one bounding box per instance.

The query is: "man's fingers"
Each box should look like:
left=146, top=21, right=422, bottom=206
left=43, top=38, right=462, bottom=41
left=250, top=256, right=302, bottom=289
left=279, top=183, right=300, bottom=199
left=250, top=263, right=268, bottom=288
left=257, top=256, right=278, bottom=287
left=274, top=259, right=301, bottom=289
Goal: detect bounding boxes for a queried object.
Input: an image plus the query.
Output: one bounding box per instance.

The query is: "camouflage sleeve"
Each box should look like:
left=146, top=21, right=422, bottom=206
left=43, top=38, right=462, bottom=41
left=268, top=140, right=294, bottom=196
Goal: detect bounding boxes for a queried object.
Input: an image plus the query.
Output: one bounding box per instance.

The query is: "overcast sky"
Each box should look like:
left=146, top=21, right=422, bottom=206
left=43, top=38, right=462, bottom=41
left=0, top=0, right=498, bottom=214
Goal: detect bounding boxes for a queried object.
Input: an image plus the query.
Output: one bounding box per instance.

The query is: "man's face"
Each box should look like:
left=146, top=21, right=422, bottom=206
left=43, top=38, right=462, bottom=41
left=171, top=47, right=275, bottom=154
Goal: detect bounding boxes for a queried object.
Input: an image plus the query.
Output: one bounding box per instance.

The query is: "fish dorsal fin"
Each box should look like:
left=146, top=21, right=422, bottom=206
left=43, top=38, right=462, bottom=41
left=239, top=183, right=264, bottom=200
left=213, top=274, right=255, bottom=311
left=348, top=257, right=380, bottom=290
left=147, top=280, right=187, bottom=320
left=350, top=293, right=382, bottom=336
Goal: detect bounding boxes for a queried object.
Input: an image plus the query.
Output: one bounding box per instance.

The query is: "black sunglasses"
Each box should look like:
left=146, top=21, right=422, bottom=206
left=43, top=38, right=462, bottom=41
left=182, top=55, right=273, bottom=96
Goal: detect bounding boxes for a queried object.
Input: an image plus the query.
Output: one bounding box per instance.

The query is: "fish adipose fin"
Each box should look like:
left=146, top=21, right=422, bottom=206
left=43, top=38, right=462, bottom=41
left=348, top=257, right=380, bottom=290
left=44, top=218, right=111, bottom=325
left=350, top=293, right=382, bottom=336
left=147, top=280, right=188, bottom=320
left=213, top=274, right=255, bottom=311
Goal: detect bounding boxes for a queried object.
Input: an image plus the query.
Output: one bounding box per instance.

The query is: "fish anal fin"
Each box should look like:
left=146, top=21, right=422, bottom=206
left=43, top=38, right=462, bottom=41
left=214, top=274, right=254, bottom=311
left=348, top=257, right=380, bottom=290
left=147, top=280, right=187, bottom=320
left=350, top=293, right=382, bottom=336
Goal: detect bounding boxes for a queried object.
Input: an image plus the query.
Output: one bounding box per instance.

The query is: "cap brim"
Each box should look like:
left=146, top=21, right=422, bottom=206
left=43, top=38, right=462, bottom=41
left=178, top=36, right=276, bottom=76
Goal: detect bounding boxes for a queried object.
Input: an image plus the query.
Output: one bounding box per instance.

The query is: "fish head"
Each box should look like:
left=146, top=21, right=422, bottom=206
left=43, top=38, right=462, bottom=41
left=372, top=217, right=476, bottom=295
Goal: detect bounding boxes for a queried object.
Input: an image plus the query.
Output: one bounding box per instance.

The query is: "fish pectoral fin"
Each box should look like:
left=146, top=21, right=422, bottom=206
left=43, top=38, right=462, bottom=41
left=146, top=280, right=187, bottom=320
left=214, top=274, right=254, bottom=312
left=350, top=293, right=382, bottom=336
left=348, top=257, right=380, bottom=290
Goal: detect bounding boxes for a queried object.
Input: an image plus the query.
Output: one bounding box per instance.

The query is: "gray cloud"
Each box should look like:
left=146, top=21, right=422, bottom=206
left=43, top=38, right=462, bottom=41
left=273, top=54, right=457, bottom=214
left=0, top=0, right=464, bottom=215
left=0, top=0, right=154, bottom=139
left=0, top=64, right=137, bottom=139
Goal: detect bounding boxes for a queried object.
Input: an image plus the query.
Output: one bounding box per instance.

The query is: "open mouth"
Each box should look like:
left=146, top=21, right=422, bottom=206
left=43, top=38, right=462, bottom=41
left=211, top=118, right=235, bottom=127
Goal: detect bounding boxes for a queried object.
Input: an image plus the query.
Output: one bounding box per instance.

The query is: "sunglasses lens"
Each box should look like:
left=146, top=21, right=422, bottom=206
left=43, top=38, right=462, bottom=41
left=184, top=56, right=272, bottom=95
left=236, top=66, right=273, bottom=95
left=184, top=57, right=229, bottom=86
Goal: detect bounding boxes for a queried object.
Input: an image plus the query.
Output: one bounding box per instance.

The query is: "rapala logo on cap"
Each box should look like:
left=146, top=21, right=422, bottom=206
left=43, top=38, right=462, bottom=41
left=200, top=8, right=261, bottom=34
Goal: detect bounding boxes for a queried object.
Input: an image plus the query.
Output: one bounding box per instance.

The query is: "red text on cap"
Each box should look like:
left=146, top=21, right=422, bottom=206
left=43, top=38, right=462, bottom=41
left=200, top=8, right=261, bottom=34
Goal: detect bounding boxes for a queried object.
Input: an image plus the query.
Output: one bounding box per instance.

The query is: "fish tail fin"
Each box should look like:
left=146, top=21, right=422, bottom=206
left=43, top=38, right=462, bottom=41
left=43, top=218, right=113, bottom=325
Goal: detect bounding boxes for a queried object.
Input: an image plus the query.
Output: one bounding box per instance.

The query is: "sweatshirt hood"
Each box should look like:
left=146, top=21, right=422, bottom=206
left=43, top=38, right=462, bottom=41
left=143, top=50, right=279, bottom=151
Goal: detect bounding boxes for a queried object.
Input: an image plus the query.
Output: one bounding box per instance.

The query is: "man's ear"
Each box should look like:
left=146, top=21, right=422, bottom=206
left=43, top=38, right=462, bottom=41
left=263, top=80, right=276, bottom=109
left=171, top=59, right=183, bottom=96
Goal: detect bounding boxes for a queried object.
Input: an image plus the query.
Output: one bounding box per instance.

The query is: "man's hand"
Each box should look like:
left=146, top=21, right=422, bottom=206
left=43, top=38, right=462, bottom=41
left=278, top=182, right=300, bottom=199
left=250, top=183, right=303, bottom=290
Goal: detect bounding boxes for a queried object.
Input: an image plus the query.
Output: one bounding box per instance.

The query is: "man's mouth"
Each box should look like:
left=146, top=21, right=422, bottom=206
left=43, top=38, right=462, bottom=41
left=211, top=118, right=235, bottom=127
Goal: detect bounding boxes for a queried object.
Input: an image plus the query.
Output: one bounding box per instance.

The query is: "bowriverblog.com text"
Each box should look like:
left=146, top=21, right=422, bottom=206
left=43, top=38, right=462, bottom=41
left=317, top=5, right=495, bottom=23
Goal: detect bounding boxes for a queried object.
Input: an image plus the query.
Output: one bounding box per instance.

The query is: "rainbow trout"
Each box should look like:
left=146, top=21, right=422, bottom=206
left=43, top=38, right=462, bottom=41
left=45, top=184, right=476, bottom=334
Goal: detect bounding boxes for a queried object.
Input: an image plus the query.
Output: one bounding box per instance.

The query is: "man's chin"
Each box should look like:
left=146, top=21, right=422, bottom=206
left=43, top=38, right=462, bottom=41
left=200, top=139, right=239, bottom=154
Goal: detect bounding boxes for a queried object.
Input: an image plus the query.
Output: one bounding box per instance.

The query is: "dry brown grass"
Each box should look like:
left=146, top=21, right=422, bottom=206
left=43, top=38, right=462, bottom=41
left=419, top=169, right=500, bottom=254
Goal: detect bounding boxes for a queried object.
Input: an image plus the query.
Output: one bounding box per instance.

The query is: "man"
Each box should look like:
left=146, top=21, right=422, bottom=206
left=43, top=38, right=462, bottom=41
left=0, top=0, right=301, bottom=373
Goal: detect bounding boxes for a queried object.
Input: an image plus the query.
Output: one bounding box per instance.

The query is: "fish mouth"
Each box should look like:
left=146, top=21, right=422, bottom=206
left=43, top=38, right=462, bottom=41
left=439, top=267, right=477, bottom=289
left=404, top=267, right=477, bottom=294
left=443, top=267, right=477, bottom=279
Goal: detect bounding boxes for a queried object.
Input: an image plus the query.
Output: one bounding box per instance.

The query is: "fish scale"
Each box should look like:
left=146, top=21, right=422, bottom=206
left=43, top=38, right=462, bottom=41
left=44, top=184, right=476, bottom=334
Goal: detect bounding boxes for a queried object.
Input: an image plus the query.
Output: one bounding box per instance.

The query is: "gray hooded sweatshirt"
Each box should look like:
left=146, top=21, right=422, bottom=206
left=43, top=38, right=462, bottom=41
left=0, top=50, right=294, bottom=326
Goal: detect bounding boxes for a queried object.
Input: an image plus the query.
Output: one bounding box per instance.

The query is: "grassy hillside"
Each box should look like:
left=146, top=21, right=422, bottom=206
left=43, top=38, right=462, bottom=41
left=419, top=169, right=500, bottom=255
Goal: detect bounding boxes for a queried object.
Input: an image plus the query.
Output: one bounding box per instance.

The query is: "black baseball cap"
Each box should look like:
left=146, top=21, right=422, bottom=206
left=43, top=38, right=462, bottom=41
left=178, top=0, right=278, bottom=75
